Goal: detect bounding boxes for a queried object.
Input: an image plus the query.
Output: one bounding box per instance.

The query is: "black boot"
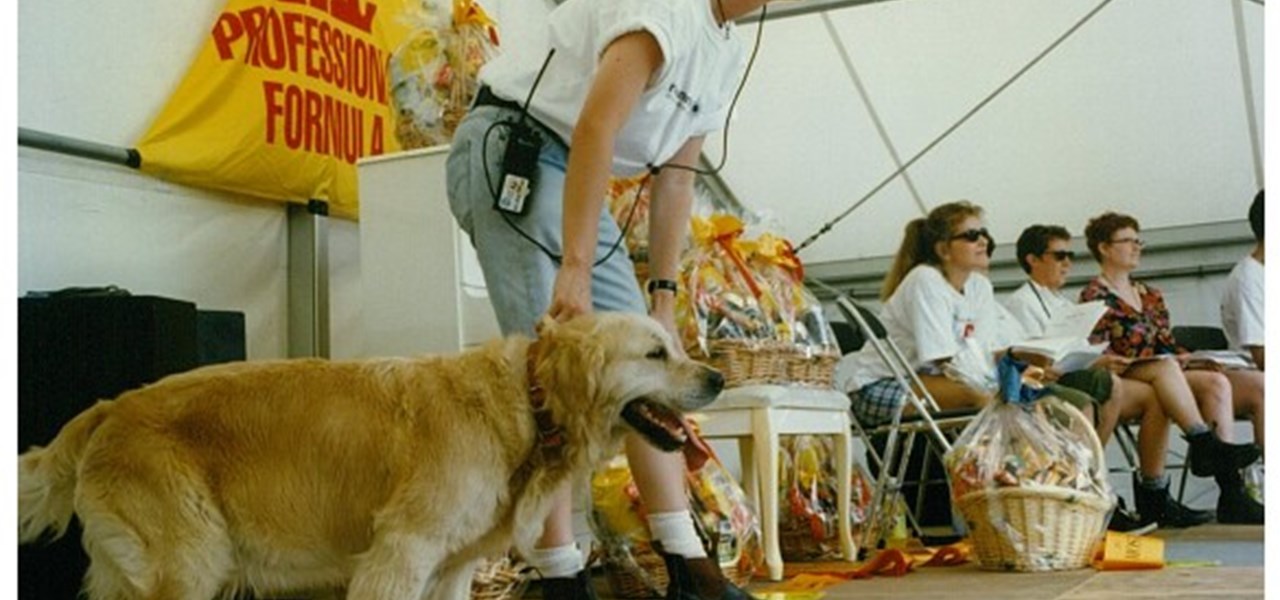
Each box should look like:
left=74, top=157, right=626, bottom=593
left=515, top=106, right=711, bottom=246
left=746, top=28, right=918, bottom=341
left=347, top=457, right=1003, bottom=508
left=539, top=569, right=600, bottom=600
left=655, top=544, right=753, bottom=600
left=1134, top=481, right=1213, bottom=529
left=1106, top=496, right=1153, bottom=533
left=1186, top=430, right=1260, bottom=477
left=1216, top=470, right=1265, bottom=525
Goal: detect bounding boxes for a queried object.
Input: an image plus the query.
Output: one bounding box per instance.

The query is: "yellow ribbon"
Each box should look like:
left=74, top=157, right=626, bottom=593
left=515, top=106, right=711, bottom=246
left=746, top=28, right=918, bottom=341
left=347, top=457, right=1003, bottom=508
left=452, top=0, right=499, bottom=44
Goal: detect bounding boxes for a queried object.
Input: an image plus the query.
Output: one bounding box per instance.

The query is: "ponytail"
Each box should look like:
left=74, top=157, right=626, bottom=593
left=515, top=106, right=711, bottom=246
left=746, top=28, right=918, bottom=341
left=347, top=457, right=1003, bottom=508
left=879, top=201, right=984, bottom=301
left=881, top=218, right=927, bottom=300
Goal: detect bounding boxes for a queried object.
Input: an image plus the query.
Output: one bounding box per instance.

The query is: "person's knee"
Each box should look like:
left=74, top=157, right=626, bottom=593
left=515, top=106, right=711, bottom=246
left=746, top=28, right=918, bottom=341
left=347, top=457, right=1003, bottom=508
left=1191, top=371, right=1232, bottom=403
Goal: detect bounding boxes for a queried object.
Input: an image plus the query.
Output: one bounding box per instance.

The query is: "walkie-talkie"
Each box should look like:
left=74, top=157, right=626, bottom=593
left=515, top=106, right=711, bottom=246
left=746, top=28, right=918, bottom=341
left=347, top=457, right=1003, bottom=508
left=496, top=123, right=540, bottom=215
left=495, top=49, right=556, bottom=216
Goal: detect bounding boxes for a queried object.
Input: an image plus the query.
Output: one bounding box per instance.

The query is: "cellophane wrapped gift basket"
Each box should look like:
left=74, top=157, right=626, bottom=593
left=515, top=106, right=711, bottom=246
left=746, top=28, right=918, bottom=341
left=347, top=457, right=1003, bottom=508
left=468, top=554, right=528, bottom=600
left=589, top=425, right=762, bottom=598
left=604, top=174, right=653, bottom=284
left=388, top=0, right=499, bottom=149
left=944, top=354, right=1113, bottom=572
left=676, top=213, right=840, bottom=388
left=777, top=435, right=875, bottom=561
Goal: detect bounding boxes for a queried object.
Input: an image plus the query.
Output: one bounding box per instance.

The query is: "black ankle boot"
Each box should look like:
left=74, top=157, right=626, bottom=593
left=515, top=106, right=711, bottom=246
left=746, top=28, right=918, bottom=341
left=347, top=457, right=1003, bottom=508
left=539, top=569, right=600, bottom=600
left=1186, top=430, right=1260, bottom=477
left=1216, top=471, right=1265, bottom=525
left=1106, top=496, right=1151, bottom=532
left=1134, top=483, right=1213, bottom=529
left=655, top=545, right=753, bottom=600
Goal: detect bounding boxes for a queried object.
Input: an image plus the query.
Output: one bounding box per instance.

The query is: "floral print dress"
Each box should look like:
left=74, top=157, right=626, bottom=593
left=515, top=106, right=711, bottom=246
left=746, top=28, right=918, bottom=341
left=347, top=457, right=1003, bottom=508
left=1078, top=277, right=1185, bottom=358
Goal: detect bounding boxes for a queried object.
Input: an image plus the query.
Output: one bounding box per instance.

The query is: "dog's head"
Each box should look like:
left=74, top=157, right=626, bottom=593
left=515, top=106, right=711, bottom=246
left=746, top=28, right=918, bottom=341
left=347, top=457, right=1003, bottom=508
left=533, top=313, right=723, bottom=454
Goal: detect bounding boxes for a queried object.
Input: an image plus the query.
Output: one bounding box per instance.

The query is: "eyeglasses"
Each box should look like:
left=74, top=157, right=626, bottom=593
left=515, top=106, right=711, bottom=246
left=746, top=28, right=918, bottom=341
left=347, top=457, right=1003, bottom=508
left=1044, top=250, right=1076, bottom=262
left=949, top=228, right=989, bottom=243
left=1109, top=237, right=1145, bottom=248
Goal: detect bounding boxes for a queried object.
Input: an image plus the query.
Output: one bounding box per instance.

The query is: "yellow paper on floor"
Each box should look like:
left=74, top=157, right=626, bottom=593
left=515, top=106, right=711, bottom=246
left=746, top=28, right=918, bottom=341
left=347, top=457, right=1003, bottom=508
left=756, top=573, right=848, bottom=595
left=1092, top=530, right=1164, bottom=570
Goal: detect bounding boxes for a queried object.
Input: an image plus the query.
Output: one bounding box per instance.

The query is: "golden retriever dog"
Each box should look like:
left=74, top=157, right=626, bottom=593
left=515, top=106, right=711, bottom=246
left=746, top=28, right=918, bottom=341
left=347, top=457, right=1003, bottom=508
left=19, top=312, right=724, bottom=600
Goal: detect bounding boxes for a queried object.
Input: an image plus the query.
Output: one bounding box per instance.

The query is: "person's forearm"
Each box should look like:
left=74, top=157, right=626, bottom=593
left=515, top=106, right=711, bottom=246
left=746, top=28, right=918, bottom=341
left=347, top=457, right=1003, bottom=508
left=561, top=121, right=616, bottom=269
left=646, top=171, right=694, bottom=284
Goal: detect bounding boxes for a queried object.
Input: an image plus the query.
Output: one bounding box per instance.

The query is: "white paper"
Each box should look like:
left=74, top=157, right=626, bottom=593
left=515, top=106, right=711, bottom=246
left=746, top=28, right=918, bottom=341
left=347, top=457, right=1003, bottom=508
left=1186, top=350, right=1255, bottom=370
left=1040, top=301, right=1108, bottom=340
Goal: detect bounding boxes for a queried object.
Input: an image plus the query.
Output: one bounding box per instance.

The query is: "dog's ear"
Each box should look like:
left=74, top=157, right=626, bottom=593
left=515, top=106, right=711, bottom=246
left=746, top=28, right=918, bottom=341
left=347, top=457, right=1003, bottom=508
left=536, top=323, right=604, bottom=403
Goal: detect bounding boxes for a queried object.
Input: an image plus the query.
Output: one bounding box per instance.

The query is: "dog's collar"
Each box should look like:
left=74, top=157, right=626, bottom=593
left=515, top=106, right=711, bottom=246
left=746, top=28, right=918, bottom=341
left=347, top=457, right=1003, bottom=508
left=527, top=338, right=563, bottom=450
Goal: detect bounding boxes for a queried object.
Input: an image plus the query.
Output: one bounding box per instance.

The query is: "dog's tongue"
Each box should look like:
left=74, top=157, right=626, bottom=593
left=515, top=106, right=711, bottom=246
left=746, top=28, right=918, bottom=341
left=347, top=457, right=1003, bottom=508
left=680, top=418, right=710, bottom=471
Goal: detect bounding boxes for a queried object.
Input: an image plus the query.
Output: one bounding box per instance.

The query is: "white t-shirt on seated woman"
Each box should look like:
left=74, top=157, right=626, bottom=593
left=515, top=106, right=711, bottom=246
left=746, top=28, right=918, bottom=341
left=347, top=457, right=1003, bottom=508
left=835, top=264, right=1002, bottom=393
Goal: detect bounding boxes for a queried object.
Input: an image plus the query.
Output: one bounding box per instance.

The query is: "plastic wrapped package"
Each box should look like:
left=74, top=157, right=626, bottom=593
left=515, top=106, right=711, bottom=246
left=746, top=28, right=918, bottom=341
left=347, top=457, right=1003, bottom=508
left=675, top=214, right=837, bottom=387
left=604, top=174, right=653, bottom=285
left=943, top=355, right=1113, bottom=571
left=589, top=429, right=761, bottom=598
left=776, top=435, right=874, bottom=561
left=389, top=0, right=499, bottom=149
left=676, top=214, right=775, bottom=359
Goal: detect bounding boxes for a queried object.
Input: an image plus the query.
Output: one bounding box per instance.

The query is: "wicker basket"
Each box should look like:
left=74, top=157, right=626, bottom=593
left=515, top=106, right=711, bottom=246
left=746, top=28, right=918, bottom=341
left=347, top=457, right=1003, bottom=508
left=953, top=402, right=1112, bottom=572
left=707, top=339, right=839, bottom=388
left=779, top=520, right=834, bottom=561
left=603, top=544, right=754, bottom=599
left=470, top=554, right=529, bottom=600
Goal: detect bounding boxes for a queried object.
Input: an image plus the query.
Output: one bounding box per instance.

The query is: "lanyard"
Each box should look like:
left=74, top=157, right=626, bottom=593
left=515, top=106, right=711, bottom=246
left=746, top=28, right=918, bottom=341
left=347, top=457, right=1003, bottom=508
left=1029, top=282, right=1053, bottom=320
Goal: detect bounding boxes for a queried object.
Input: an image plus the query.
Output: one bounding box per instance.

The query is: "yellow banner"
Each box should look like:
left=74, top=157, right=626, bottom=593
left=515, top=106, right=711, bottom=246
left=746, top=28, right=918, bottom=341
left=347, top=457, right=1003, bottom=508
left=136, top=0, right=496, bottom=219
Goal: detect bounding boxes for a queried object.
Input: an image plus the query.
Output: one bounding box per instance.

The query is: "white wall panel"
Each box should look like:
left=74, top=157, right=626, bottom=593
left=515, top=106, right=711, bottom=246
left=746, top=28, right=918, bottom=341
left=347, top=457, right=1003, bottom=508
left=18, top=149, right=289, bottom=359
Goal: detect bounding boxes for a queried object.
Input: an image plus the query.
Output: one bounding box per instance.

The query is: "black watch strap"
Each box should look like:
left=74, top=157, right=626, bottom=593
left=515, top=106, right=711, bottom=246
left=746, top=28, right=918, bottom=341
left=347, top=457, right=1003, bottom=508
left=647, top=279, right=678, bottom=295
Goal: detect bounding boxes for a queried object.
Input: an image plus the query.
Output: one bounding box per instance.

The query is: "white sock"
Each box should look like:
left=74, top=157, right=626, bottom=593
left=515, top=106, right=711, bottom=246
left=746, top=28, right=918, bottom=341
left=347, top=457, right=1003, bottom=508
left=527, top=543, right=584, bottom=579
left=647, top=511, right=707, bottom=558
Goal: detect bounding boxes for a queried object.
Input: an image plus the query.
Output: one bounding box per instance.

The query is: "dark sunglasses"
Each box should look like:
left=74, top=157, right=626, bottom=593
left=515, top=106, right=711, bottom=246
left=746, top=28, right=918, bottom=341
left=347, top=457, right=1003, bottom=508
left=1045, top=250, right=1076, bottom=262
left=949, top=227, right=989, bottom=243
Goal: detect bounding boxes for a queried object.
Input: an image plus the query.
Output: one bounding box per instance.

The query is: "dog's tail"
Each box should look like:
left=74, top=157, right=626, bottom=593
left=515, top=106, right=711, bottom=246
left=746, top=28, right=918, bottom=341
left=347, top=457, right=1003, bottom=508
left=19, top=400, right=112, bottom=544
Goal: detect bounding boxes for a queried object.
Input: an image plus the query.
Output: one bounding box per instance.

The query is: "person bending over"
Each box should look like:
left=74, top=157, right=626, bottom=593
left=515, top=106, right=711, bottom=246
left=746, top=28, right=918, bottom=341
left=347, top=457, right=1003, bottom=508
left=446, top=0, right=779, bottom=597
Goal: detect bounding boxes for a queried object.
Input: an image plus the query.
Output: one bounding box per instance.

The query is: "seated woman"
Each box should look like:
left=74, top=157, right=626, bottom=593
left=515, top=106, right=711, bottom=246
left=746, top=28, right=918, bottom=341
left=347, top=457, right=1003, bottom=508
left=1079, top=211, right=1263, bottom=524
left=835, top=201, right=1003, bottom=427
left=836, top=202, right=1107, bottom=449
left=1003, top=224, right=1215, bottom=527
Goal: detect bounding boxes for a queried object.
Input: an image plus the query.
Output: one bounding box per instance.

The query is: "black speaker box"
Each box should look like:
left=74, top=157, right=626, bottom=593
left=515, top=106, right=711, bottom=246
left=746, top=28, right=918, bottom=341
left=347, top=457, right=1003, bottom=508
left=19, top=295, right=200, bottom=599
left=197, top=309, right=247, bottom=366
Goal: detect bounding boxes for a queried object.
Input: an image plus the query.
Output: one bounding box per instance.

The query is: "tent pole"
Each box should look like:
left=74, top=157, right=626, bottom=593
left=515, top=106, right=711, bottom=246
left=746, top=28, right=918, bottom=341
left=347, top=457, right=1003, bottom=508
left=736, top=0, right=893, bottom=23
left=1229, top=0, right=1263, bottom=188
left=819, top=12, right=928, bottom=217
left=18, top=127, right=140, bottom=168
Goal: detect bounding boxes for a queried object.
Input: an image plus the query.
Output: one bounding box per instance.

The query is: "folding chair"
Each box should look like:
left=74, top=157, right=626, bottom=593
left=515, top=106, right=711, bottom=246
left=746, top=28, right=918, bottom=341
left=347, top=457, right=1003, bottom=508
left=832, top=293, right=977, bottom=551
left=1171, top=325, right=1229, bottom=352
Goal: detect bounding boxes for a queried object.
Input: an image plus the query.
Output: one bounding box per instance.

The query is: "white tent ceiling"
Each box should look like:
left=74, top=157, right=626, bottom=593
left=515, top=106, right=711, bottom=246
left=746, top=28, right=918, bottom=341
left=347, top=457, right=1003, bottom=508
left=694, top=0, right=1264, bottom=269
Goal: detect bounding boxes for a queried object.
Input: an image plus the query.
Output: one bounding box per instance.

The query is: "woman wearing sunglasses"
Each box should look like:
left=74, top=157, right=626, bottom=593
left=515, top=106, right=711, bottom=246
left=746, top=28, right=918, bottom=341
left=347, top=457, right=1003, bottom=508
left=1006, top=224, right=1225, bottom=528
left=1080, top=212, right=1263, bottom=524
left=836, top=201, right=1005, bottom=426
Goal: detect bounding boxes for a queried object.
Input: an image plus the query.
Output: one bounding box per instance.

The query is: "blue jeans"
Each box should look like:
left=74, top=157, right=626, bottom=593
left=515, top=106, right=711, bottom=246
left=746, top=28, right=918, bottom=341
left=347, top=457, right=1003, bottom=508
left=445, top=105, right=646, bottom=336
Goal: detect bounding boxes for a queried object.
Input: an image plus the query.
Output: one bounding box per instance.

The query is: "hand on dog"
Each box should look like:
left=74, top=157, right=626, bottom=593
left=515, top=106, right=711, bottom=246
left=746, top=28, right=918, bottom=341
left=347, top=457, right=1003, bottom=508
left=547, top=263, right=593, bottom=323
left=647, top=294, right=687, bottom=360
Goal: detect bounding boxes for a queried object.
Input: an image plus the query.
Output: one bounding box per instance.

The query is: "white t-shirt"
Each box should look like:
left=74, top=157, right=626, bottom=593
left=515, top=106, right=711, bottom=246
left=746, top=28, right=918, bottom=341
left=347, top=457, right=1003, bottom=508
left=479, top=0, right=746, bottom=175
left=1003, top=280, right=1075, bottom=339
left=1221, top=254, right=1265, bottom=349
left=835, top=266, right=1001, bottom=392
